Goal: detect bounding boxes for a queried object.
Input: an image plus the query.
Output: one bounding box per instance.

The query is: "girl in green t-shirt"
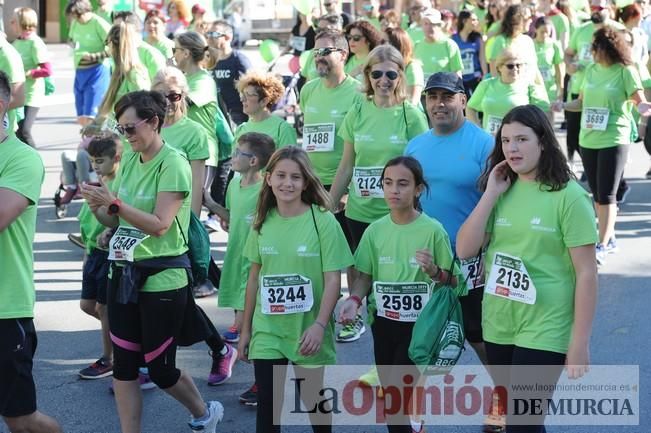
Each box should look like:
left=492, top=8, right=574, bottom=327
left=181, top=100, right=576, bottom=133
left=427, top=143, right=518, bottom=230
left=339, top=156, right=458, bottom=433
left=238, top=146, right=354, bottom=433
left=144, top=9, right=175, bottom=59
left=533, top=17, right=564, bottom=124
left=344, top=20, right=383, bottom=79
left=385, top=27, right=425, bottom=106
left=457, top=105, right=598, bottom=432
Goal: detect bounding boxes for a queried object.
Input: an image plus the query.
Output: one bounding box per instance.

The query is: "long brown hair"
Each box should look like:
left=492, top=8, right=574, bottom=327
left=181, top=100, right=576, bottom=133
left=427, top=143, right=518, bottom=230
left=253, top=146, right=331, bottom=232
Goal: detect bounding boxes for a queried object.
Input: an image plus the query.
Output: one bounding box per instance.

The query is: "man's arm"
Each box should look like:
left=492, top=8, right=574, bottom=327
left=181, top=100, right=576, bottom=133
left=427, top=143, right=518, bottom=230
left=0, top=187, right=29, bottom=232
left=8, top=81, right=25, bottom=110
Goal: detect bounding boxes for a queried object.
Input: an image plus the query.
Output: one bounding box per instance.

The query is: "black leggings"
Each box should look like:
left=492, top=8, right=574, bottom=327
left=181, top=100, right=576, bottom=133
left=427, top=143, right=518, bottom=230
left=580, top=145, right=628, bottom=205
left=254, top=358, right=331, bottom=433
left=485, top=342, right=565, bottom=433
left=372, top=316, right=420, bottom=433
left=565, top=93, right=581, bottom=163
left=209, top=157, right=233, bottom=207
left=17, top=106, right=39, bottom=148
left=107, top=274, right=188, bottom=389
left=345, top=217, right=370, bottom=252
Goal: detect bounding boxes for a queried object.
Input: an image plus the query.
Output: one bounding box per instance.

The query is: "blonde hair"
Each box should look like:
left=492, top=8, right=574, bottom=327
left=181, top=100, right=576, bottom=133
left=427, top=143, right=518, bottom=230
left=253, top=146, right=331, bottom=233
left=495, top=46, right=523, bottom=71
left=98, top=22, right=147, bottom=116
left=236, top=71, right=285, bottom=110
left=14, top=7, right=38, bottom=31
left=361, top=44, right=407, bottom=102
left=152, top=66, right=189, bottom=117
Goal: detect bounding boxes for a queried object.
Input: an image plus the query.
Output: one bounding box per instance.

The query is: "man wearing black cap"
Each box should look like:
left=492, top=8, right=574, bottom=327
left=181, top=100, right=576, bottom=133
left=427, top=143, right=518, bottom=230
left=405, top=71, right=493, bottom=364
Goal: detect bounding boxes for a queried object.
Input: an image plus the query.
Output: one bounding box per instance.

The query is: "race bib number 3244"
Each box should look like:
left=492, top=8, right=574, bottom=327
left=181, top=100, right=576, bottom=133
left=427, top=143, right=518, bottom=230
left=261, top=274, right=314, bottom=315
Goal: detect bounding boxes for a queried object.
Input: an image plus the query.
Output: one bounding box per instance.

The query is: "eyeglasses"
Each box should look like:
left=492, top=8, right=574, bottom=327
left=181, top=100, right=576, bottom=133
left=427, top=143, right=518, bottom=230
left=165, top=92, right=183, bottom=103
left=206, top=31, right=225, bottom=39
left=346, top=34, right=364, bottom=42
left=239, top=91, right=259, bottom=99
left=370, top=70, right=399, bottom=80
left=504, top=63, right=523, bottom=70
left=233, top=148, right=255, bottom=158
left=323, top=2, right=333, bottom=6
left=314, top=47, right=342, bottom=57
left=116, top=117, right=150, bottom=136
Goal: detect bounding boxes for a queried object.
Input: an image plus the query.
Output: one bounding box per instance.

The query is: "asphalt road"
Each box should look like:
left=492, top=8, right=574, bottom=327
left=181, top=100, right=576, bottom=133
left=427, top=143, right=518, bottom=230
left=8, top=43, right=651, bottom=433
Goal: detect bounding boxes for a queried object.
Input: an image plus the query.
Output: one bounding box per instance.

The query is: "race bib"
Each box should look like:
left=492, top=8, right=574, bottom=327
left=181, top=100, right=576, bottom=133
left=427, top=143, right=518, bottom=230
left=261, top=274, right=314, bottom=315
left=462, top=54, right=475, bottom=76
left=353, top=166, right=384, bottom=198
left=486, top=252, right=537, bottom=304
left=486, top=115, right=503, bottom=135
left=581, top=107, right=609, bottom=131
left=302, top=123, right=335, bottom=152
left=579, top=44, right=593, bottom=63
left=108, top=226, right=149, bottom=262
left=460, top=255, right=485, bottom=292
left=291, top=36, right=306, bottom=52
left=540, top=67, right=553, bottom=82
left=373, top=281, right=430, bottom=322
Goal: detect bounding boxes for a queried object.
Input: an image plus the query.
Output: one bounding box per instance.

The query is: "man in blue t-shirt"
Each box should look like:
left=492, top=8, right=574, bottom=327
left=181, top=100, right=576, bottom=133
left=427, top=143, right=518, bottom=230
left=207, top=19, right=252, bottom=126
left=405, top=72, right=493, bottom=363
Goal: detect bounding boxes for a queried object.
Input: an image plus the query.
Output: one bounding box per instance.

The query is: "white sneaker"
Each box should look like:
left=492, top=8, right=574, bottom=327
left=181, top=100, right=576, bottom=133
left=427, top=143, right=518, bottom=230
left=188, top=401, right=224, bottom=432
left=203, top=216, right=221, bottom=233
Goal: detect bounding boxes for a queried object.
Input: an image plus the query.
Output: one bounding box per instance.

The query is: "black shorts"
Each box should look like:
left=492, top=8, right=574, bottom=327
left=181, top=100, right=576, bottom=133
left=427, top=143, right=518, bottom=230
left=459, top=287, right=484, bottom=343
left=0, top=318, right=37, bottom=417
left=81, top=249, right=109, bottom=304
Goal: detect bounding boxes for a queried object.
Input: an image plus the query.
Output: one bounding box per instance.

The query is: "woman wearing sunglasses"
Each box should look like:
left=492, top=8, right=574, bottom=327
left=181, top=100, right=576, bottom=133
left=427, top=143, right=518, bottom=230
left=467, top=47, right=549, bottom=135
left=144, top=9, right=175, bottom=59
left=81, top=90, right=224, bottom=433
left=344, top=20, right=383, bottom=80
left=486, top=4, right=538, bottom=78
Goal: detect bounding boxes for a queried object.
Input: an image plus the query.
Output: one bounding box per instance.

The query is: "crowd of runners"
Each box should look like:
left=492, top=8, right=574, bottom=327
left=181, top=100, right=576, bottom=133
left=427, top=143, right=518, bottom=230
left=2, top=0, right=650, bottom=431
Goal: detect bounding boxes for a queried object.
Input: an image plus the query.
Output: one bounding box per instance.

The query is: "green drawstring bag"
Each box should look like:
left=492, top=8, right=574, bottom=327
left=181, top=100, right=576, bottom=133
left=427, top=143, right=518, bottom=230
left=408, top=280, right=465, bottom=376
left=44, top=77, right=55, bottom=96
left=177, top=212, right=211, bottom=284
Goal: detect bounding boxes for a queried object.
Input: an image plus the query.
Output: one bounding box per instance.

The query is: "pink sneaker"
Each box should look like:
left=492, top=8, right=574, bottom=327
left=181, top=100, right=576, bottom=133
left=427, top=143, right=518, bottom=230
left=208, top=344, right=237, bottom=386
left=59, top=186, right=78, bottom=205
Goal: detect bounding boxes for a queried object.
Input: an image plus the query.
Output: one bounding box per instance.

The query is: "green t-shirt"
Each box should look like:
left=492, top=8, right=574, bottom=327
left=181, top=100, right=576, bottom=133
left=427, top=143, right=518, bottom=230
left=219, top=177, right=262, bottom=309
left=413, top=38, right=463, bottom=80
left=12, top=35, right=48, bottom=107
left=94, top=7, right=112, bottom=23
left=244, top=206, right=354, bottom=365
left=483, top=180, right=597, bottom=354
left=344, top=54, right=367, bottom=81
left=115, top=68, right=151, bottom=108
left=113, top=145, right=191, bottom=292
left=299, top=75, right=361, bottom=185
left=407, top=25, right=425, bottom=46
left=355, top=213, right=462, bottom=323
left=233, top=115, right=297, bottom=150
left=150, top=37, right=175, bottom=59
left=339, top=97, right=429, bottom=223
left=186, top=70, right=220, bottom=166
left=69, top=14, right=111, bottom=68
left=467, top=77, right=550, bottom=133
left=406, top=59, right=425, bottom=88
left=549, top=12, right=570, bottom=42
left=161, top=116, right=210, bottom=161
left=579, top=63, right=642, bottom=149
left=0, top=39, right=26, bottom=133
left=79, top=178, right=115, bottom=253
left=0, top=136, right=44, bottom=318
left=487, top=34, right=538, bottom=75
left=534, top=39, right=563, bottom=102
left=138, top=41, right=167, bottom=81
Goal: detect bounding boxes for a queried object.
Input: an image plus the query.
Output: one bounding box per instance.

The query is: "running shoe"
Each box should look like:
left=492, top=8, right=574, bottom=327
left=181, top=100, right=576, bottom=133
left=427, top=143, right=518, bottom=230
left=79, top=357, right=113, bottom=379
left=108, top=370, right=156, bottom=394
left=223, top=326, right=240, bottom=343
left=411, top=420, right=424, bottom=433
left=646, top=167, right=651, bottom=179
left=188, top=400, right=224, bottom=432
left=596, top=243, right=607, bottom=266
left=605, top=237, right=618, bottom=254
left=193, top=280, right=217, bottom=298
left=616, top=184, right=631, bottom=205
left=202, top=215, right=221, bottom=233
left=208, top=345, right=237, bottom=386
left=483, top=390, right=506, bottom=433
left=358, top=366, right=380, bottom=387
left=59, top=186, right=78, bottom=205
left=68, top=233, right=85, bottom=249
left=336, top=314, right=366, bottom=342
left=239, top=383, right=258, bottom=406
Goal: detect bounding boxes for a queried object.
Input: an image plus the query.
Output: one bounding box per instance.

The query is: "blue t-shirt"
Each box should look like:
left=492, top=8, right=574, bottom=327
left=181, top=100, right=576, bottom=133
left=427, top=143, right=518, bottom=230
left=451, top=33, right=482, bottom=81
left=211, top=50, right=252, bottom=116
left=405, top=120, right=494, bottom=247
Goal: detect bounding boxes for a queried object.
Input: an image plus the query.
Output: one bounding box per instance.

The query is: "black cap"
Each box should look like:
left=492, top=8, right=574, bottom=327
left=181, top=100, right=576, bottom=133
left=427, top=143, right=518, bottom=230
left=423, top=72, right=465, bottom=94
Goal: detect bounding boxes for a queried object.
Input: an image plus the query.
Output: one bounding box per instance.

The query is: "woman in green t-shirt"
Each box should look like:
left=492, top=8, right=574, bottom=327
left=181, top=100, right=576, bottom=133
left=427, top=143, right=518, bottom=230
left=557, top=27, right=651, bottom=265
left=384, top=27, right=424, bottom=106
left=533, top=17, right=564, bottom=124
left=339, top=156, right=458, bottom=433
left=457, top=105, right=598, bottom=432
left=238, top=146, right=354, bottom=433
left=486, top=4, right=537, bottom=76
left=81, top=91, right=224, bottom=433
left=468, top=47, right=550, bottom=135
left=144, top=9, right=175, bottom=59
left=344, top=20, right=383, bottom=79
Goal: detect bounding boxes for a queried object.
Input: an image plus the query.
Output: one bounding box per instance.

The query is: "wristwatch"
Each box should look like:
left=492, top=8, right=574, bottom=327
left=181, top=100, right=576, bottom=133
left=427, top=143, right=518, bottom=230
left=107, top=199, right=122, bottom=216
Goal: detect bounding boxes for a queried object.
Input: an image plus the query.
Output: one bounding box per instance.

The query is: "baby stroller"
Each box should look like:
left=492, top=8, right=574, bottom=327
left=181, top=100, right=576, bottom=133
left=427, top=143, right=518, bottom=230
left=267, top=52, right=304, bottom=138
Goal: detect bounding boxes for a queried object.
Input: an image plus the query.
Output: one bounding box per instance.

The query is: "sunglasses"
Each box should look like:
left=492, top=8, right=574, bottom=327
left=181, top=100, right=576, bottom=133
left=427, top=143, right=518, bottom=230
left=116, top=117, right=150, bottom=136
left=347, top=34, right=364, bottom=42
left=165, top=92, right=183, bottom=103
left=314, top=47, right=342, bottom=57
left=324, top=2, right=333, bottom=6
left=505, top=63, right=523, bottom=70
left=239, top=91, right=259, bottom=99
left=370, top=70, right=399, bottom=80
left=233, top=148, right=255, bottom=158
left=206, top=31, right=225, bottom=39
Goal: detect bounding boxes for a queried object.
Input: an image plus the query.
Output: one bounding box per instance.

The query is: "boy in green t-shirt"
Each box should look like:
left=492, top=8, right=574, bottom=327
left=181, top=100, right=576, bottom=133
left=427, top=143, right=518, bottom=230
left=77, top=133, right=122, bottom=380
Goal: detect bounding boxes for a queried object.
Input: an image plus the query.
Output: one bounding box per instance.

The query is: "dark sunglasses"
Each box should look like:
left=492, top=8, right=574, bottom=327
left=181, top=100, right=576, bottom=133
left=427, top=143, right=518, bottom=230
left=116, top=117, right=151, bottom=136
left=504, top=63, right=523, bottom=70
left=205, top=31, right=225, bottom=39
left=323, top=2, right=333, bottom=6
left=347, top=34, right=364, bottom=42
left=165, top=92, right=183, bottom=103
left=370, top=70, right=399, bottom=80
left=314, top=47, right=342, bottom=57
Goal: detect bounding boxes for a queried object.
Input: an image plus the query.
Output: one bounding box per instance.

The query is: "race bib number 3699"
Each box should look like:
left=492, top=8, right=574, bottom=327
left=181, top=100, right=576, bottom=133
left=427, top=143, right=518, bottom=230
left=581, top=108, right=609, bottom=131
left=261, top=274, right=314, bottom=315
